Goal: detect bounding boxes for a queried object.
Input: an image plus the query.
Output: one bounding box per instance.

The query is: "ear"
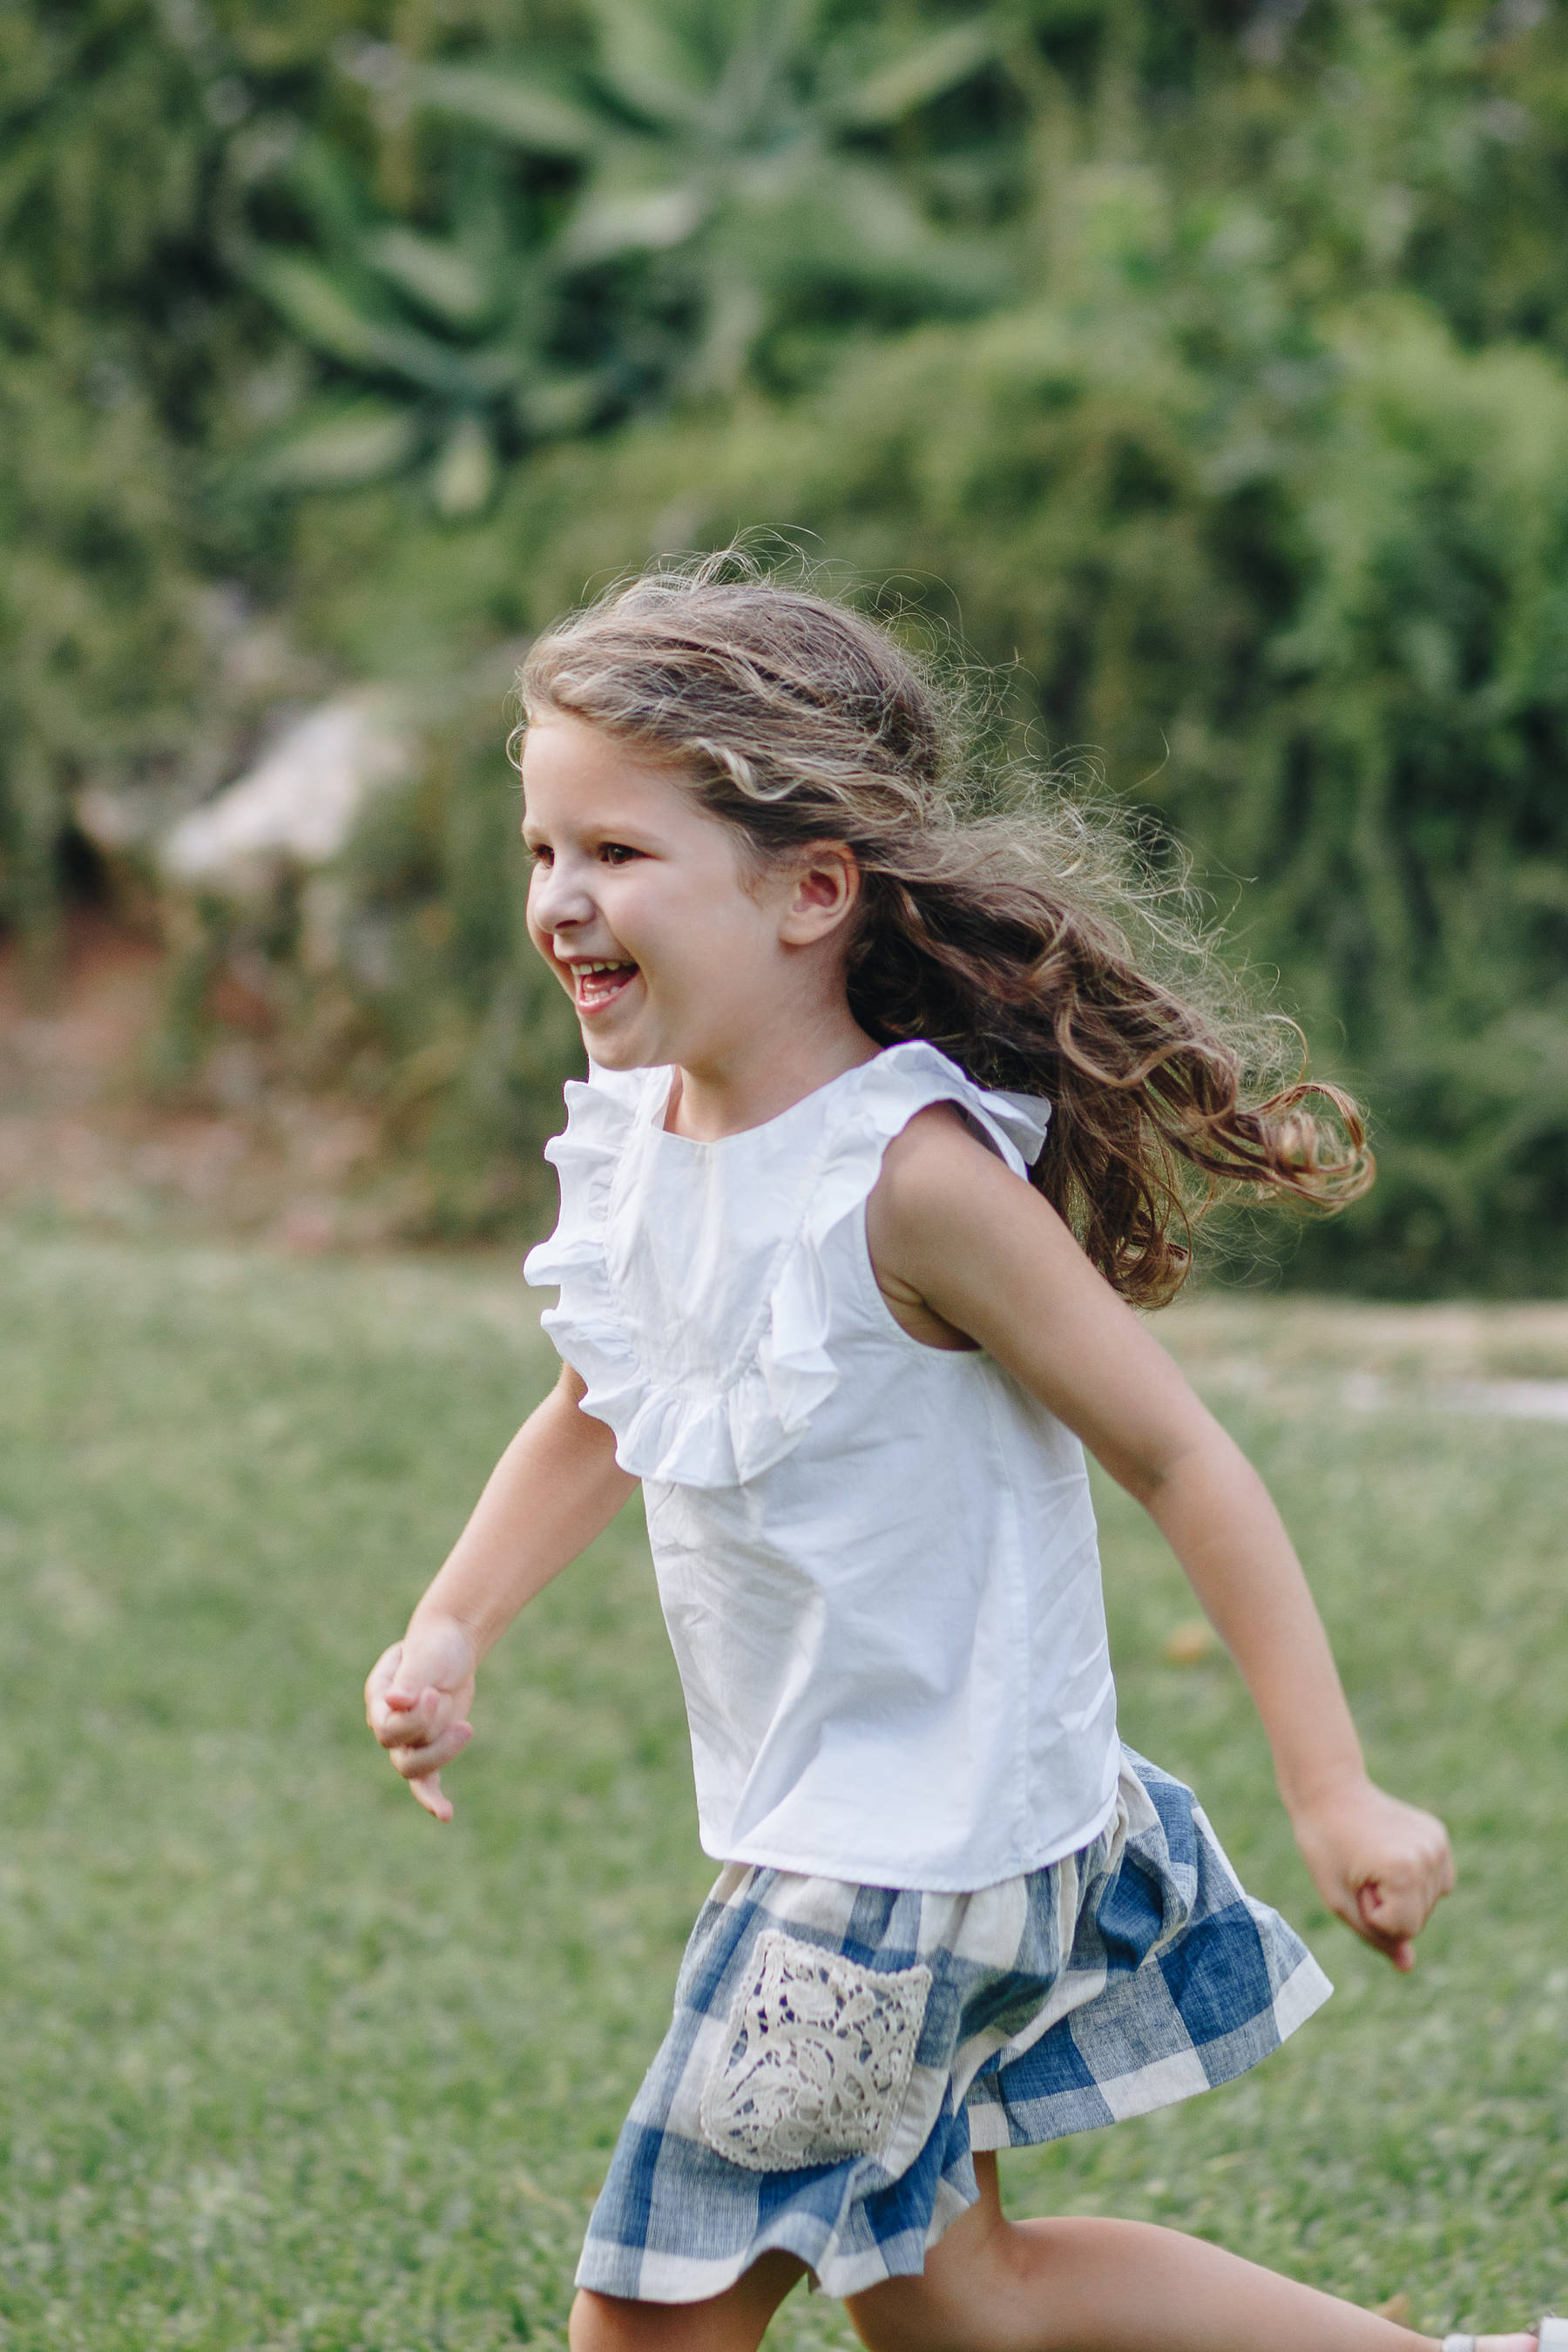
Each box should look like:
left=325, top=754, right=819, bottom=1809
left=777, top=841, right=861, bottom=948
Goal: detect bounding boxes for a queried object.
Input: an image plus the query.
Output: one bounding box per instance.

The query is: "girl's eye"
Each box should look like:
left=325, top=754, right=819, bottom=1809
left=599, top=843, right=640, bottom=865
left=528, top=843, right=553, bottom=866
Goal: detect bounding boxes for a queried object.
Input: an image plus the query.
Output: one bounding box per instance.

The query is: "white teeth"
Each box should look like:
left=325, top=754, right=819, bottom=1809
left=567, top=958, right=631, bottom=974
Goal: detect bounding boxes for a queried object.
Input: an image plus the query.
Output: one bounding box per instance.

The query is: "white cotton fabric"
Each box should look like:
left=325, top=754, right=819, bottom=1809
left=524, top=1040, right=1121, bottom=1892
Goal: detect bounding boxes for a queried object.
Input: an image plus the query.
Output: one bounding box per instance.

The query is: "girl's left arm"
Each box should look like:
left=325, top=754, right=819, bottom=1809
left=868, top=1109, right=1455, bottom=1971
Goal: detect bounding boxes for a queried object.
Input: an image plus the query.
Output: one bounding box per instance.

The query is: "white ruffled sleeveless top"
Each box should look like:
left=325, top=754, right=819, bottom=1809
left=524, top=1040, right=1120, bottom=1892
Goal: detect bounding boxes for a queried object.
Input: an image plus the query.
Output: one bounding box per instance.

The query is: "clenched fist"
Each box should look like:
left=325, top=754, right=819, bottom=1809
left=364, top=1616, right=478, bottom=1822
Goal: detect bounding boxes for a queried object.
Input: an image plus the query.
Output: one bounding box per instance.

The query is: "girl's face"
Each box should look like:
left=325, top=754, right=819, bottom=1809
left=521, top=713, right=852, bottom=1078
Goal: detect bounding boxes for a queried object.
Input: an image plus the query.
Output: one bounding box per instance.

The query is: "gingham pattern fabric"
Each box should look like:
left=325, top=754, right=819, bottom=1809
left=577, top=1749, right=1332, bottom=2303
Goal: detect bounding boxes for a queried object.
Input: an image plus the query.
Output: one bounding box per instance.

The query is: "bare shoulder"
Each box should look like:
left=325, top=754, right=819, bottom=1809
left=866, top=1102, right=1078, bottom=1349
left=865, top=1105, right=1208, bottom=1466
left=864, top=1105, right=996, bottom=1347
left=868, top=1100, right=1047, bottom=1250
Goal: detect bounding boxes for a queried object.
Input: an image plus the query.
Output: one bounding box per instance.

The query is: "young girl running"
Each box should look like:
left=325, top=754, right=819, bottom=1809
left=366, top=558, right=1548, bottom=2352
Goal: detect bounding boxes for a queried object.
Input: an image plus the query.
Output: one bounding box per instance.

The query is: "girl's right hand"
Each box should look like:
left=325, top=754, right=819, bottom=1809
left=364, top=1618, right=478, bottom=1822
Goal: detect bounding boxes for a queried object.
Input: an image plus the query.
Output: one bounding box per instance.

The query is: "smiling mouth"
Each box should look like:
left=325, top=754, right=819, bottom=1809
left=565, top=958, right=639, bottom=1013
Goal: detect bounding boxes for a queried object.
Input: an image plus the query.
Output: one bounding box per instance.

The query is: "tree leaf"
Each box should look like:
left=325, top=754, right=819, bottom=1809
left=721, top=159, right=1010, bottom=307
left=429, top=412, right=497, bottom=517
left=255, top=398, right=422, bottom=490
left=585, top=0, right=713, bottom=132
left=516, top=369, right=608, bottom=437
left=563, top=180, right=709, bottom=264
left=412, top=64, right=602, bottom=156
left=285, top=136, right=373, bottom=257
left=368, top=228, right=492, bottom=330
left=247, top=252, right=392, bottom=369
left=247, top=249, right=499, bottom=398
left=829, top=16, right=1004, bottom=130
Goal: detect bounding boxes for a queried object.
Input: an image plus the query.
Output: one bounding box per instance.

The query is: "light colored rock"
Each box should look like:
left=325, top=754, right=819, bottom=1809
left=160, top=691, right=412, bottom=895
left=75, top=785, right=155, bottom=850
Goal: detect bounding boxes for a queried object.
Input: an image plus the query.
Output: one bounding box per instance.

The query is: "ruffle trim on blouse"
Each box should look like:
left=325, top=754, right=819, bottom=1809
left=523, top=1042, right=1051, bottom=1490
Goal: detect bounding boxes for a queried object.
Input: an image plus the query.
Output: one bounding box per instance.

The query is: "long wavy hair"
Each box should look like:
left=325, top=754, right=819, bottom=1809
left=517, top=551, right=1372, bottom=1307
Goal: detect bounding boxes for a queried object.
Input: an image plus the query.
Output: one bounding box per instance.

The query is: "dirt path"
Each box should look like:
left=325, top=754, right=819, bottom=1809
left=0, top=912, right=384, bottom=1247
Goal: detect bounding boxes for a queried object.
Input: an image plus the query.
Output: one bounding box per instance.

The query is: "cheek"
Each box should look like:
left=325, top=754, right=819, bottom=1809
left=604, top=865, right=679, bottom=948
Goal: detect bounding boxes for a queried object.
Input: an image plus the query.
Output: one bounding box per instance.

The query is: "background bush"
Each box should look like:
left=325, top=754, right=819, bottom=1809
left=4, top=0, right=1567, bottom=1288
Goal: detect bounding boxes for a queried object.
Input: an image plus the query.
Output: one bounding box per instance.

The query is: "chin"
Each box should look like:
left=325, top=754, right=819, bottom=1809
left=578, top=1024, right=659, bottom=1071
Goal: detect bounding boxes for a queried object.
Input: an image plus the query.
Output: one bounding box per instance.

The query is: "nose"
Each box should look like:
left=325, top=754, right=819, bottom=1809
left=529, top=850, right=596, bottom=938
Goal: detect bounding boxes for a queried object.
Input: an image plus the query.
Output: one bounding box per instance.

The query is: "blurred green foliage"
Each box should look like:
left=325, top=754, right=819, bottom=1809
left=231, top=0, right=1016, bottom=507
left=3, top=0, right=1567, bottom=1285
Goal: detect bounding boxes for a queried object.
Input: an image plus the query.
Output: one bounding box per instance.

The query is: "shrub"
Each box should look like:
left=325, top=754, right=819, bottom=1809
left=296, top=281, right=1568, bottom=1288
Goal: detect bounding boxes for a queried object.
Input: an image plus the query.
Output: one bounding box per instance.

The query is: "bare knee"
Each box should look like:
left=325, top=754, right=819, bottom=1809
left=570, top=2288, right=724, bottom=2352
left=571, top=2254, right=804, bottom=2352
left=847, top=2211, right=1070, bottom=2352
left=571, top=2288, right=706, bottom=2352
left=851, top=2266, right=1017, bottom=2352
left=571, top=2288, right=655, bottom=2352
left=849, top=2280, right=941, bottom=2352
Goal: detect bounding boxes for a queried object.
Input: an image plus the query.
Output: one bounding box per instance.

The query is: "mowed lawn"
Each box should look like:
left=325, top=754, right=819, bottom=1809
left=2, top=1234, right=1565, bottom=2352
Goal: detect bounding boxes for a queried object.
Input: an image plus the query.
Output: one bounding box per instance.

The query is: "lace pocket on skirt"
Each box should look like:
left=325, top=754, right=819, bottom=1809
left=699, top=1930, right=933, bottom=2173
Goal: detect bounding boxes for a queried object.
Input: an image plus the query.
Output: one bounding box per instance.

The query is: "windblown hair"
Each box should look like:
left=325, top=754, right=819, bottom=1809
left=518, top=551, right=1372, bottom=1306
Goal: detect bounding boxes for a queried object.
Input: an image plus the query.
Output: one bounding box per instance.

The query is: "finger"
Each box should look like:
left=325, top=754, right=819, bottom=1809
left=382, top=1686, right=436, bottom=1733
left=389, top=1721, right=473, bottom=1779
left=409, top=1768, right=454, bottom=1824
left=363, top=1643, right=404, bottom=1719
left=388, top=1721, right=472, bottom=1768
left=1328, top=1889, right=1407, bottom=1965
left=370, top=1694, right=433, bottom=1749
left=1346, top=1911, right=1415, bottom=1969
left=383, top=1673, right=441, bottom=1713
left=371, top=1685, right=446, bottom=1748
left=1354, top=1885, right=1418, bottom=1970
left=1359, top=1876, right=1432, bottom=1941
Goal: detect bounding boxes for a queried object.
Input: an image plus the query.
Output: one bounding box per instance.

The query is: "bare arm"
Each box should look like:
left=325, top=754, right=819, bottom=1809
left=364, top=1362, right=637, bottom=1820
left=867, top=1107, right=1454, bottom=1969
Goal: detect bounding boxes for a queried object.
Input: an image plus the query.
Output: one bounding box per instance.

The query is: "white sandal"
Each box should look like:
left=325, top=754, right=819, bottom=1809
left=1443, top=2321, right=1568, bottom=2352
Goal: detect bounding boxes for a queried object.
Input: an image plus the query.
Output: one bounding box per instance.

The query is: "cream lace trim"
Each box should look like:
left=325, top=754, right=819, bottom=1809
left=699, top=1930, right=932, bottom=2173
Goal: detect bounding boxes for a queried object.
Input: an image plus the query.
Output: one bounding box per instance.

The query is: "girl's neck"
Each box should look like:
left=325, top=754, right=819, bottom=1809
left=664, top=1007, right=881, bottom=1142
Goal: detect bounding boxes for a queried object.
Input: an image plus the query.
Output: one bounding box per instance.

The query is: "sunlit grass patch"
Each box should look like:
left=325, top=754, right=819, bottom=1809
left=1, top=1240, right=1564, bottom=2350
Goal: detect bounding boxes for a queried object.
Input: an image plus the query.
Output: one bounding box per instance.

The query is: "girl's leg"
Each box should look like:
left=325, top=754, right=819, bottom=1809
left=571, top=2253, right=805, bottom=2352
left=844, top=2156, right=1533, bottom=2352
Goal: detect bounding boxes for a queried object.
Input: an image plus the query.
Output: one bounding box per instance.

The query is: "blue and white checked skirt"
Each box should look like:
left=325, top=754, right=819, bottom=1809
left=576, top=1748, right=1331, bottom=2304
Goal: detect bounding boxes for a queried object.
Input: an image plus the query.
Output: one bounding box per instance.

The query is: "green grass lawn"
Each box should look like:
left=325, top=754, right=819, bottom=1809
left=1, top=1233, right=1565, bottom=2351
